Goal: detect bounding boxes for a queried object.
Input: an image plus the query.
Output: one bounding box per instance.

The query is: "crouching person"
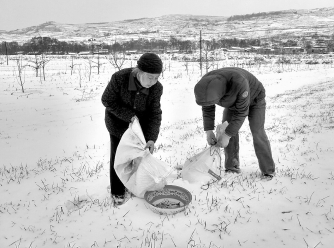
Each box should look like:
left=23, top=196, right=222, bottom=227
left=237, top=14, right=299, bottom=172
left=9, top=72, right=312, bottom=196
left=102, top=53, right=163, bottom=205
left=194, top=67, right=275, bottom=179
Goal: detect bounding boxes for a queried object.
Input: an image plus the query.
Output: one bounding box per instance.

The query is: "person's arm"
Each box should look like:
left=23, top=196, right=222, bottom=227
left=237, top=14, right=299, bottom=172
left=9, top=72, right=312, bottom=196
left=142, top=83, right=163, bottom=143
left=202, top=105, right=218, bottom=145
left=224, top=78, right=250, bottom=137
left=202, top=105, right=215, bottom=131
left=101, top=73, right=135, bottom=122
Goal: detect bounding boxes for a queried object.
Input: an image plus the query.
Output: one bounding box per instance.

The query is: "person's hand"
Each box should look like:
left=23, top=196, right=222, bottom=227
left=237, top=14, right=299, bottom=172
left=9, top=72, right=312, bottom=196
left=216, top=132, right=231, bottom=148
left=145, top=140, right=155, bottom=154
left=131, top=115, right=137, bottom=122
left=206, top=130, right=217, bottom=146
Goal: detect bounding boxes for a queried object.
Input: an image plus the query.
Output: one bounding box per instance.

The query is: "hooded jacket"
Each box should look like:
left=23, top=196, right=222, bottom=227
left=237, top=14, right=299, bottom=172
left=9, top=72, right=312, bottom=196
left=101, top=68, right=163, bottom=142
left=194, top=67, right=265, bottom=136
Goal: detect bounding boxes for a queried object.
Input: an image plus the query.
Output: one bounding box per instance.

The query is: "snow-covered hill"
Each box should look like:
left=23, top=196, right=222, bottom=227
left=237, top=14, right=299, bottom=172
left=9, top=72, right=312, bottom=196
left=1, top=7, right=334, bottom=43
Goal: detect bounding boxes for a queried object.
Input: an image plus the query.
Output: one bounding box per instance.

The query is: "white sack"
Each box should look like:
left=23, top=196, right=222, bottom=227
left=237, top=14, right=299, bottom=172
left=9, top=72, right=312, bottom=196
left=181, top=121, right=228, bottom=184
left=114, top=117, right=173, bottom=198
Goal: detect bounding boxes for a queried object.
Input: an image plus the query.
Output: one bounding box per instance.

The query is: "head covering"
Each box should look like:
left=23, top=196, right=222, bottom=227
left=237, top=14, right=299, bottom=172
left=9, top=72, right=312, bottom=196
left=194, top=75, right=226, bottom=106
left=137, top=53, right=163, bottom=74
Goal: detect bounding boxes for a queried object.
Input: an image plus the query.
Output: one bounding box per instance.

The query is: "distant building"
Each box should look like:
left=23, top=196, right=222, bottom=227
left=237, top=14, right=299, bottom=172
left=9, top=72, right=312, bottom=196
left=165, top=49, right=179, bottom=54
left=307, top=39, right=328, bottom=54
left=281, top=47, right=305, bottom=54
left=93, top=49, right=109, bottom=55
left=139, top=48, right=165, bottom=54
left=226, top=47, right=246, bottom=54
left=249, top=46, right=262, bottom=53
left=250, top=46, right=305, bottom=55
left=125, top=50, right=138, bottom=55
left=307, top=46, right=328, bottom=54
left=78, top=51, right=92, bottom=55
left=230, top=46, right=245, bottom=51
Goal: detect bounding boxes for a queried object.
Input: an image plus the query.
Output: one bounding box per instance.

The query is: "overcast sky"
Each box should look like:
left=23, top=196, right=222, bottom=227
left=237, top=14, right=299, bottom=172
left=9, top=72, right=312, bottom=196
left=1, top=0, right=333, bottom=31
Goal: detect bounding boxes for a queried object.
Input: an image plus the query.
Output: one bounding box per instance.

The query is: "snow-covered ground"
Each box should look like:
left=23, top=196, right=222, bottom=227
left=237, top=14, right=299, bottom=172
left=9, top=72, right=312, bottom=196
left=1, top=57, right=334, bottom=248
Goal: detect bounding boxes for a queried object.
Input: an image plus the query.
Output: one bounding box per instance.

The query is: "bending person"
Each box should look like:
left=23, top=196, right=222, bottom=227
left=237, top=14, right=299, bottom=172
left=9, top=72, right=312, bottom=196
left=194, top=67, right=275, bottom=178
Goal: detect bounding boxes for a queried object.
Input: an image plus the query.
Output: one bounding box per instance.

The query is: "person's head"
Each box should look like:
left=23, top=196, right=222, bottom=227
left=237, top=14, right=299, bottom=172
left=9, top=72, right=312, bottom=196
left=194, top=75, right=226, bottom=106
left=134, top=53, right=163, bottom=88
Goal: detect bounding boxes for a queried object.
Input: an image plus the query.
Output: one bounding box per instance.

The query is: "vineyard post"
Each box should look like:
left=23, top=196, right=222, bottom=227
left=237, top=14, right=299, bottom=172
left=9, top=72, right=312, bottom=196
left=5, top=41, right=9, bottom=65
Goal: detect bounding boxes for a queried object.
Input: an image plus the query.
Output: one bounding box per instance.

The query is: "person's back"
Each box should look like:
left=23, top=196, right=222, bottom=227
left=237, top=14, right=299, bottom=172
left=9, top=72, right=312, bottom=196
left=204, top=67, right=265, bottom=104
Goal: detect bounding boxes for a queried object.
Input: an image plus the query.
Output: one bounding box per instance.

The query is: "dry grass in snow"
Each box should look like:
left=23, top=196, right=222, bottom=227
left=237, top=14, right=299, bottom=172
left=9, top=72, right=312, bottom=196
left=0, top=57, right=334, bottom=248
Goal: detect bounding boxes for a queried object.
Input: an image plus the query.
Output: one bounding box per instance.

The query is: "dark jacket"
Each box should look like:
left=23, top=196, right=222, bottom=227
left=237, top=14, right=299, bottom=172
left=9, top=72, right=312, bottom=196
left=101, top=68, right=163, bottom=142
left=194, top=67, right=265, bottom=136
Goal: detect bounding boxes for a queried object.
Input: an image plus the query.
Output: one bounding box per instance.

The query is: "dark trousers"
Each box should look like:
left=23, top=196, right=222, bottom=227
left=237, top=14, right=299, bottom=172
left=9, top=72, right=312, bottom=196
left=109, top=134, right=126, bottom=196
left=222, top=98, right=275, bottom=174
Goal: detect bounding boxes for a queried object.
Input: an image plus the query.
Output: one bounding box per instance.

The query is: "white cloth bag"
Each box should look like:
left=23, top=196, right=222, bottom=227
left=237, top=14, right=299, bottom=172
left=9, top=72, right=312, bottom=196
left=114, top=117, right=173, bottom=198
left=181, top=121, right=228, bottom=183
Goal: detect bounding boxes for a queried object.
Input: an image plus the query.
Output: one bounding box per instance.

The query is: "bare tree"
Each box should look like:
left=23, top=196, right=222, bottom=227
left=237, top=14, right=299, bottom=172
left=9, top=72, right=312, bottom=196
left=40, top=54, right=51, bottom=81
left=13, top=56, right=27, bottom=93
left=167, top=54, right=172, bottom=72
left=83, top=55, right=105, bottom=81
left=93, top=53, right=103, bottom=75
left=160, top=57, right=168, bottom=78
left=69, top=56, right=79, bottom=75
left=84, top=59, right=94, bottom=81
left=0, top=55, right=5, bottom=65
left=106, top=51, right=126, bottom=71
left=200, top=42, right=215, bottom=74
left=27, top=55, right=42, bottom=77
left=212, top=50, right=222, bottom=70
left=183, top=59, right=189, bottom=75
left=77, top=65, right=83, bottom=88
left=26, top=54, right=51, bottom=82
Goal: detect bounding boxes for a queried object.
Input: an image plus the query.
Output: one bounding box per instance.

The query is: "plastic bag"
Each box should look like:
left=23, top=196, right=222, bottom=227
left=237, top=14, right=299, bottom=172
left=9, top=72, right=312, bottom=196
left=114, top=117, right=173, bottom=198
left=181, top=146, right=222, bottom=183
left=181, top=121, right=228, bottom=184
left=216, top=121, right=229, bottom=147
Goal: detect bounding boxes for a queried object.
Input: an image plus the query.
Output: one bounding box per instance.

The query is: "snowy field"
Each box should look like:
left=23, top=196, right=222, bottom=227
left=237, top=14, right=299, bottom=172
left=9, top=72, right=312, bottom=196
left=1, top=56, right=334, bottom=248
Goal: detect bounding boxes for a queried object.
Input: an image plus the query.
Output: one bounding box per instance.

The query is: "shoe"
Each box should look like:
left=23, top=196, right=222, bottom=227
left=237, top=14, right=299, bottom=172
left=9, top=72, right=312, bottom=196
left=261, top=172, right=275, bottom=180
left=112, top=190, right=133, bottom=206
left=112, top=195, right=126, bottom=206
left=225, top=167, right=241, bottom=174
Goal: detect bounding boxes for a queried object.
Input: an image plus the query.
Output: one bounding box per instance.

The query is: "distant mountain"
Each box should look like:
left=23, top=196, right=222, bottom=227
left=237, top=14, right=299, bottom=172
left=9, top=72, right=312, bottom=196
left=1, top=7, right=334, bottom=43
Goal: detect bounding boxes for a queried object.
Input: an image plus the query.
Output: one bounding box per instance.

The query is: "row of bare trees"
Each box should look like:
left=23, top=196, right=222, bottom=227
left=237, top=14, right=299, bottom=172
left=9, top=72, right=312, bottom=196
left=7, top=50, right=128, bottom=92
left=6, top=49, right=333, bottom=93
